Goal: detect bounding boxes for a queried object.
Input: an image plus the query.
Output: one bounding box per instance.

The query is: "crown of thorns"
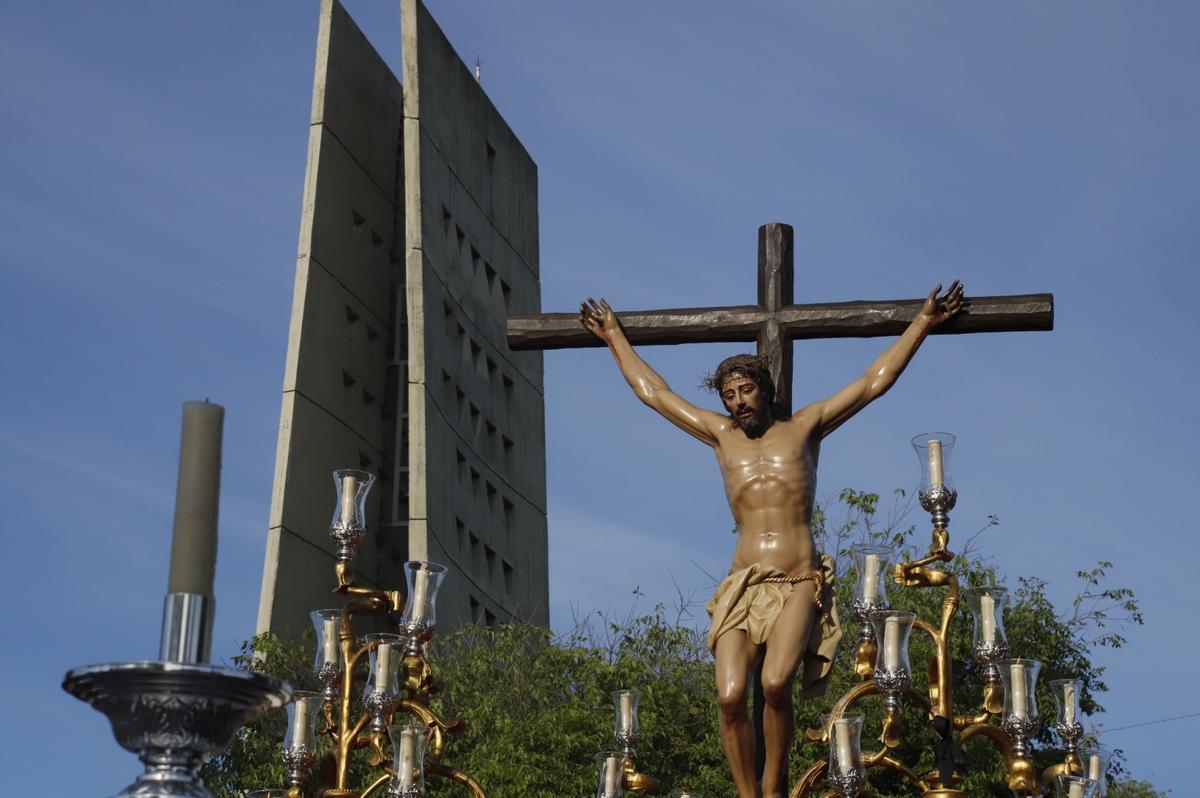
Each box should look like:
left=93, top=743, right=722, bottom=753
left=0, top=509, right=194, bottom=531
left=700, top=353, right=776, bottom=398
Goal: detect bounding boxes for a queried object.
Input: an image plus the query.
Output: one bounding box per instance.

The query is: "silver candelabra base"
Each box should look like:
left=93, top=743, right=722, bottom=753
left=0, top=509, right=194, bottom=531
left=63, top=661, right=289, bottom=798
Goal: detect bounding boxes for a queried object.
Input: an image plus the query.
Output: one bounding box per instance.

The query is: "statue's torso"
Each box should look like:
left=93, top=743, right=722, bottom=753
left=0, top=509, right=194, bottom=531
left=715, top=411, right=820, bottom=576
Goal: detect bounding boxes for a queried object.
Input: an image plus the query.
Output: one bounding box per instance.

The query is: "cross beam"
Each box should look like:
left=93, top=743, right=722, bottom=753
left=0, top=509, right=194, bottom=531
left=509, top=223, right=1054, bottom=414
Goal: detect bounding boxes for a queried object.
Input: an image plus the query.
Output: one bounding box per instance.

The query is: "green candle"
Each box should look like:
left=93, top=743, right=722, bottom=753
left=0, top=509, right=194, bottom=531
left=167, top=401, right=224, bottom=596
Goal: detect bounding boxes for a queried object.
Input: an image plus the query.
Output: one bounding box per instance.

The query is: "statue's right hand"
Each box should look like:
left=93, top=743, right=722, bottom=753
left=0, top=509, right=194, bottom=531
left=580, top=297, right=619, bottom=340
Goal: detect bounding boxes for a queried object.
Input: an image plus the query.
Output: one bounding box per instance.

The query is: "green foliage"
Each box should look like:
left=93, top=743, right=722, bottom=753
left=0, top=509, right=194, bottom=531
left=200, top=633, right=311, bottom=796
left=203, top=489, right=1163, bottom=797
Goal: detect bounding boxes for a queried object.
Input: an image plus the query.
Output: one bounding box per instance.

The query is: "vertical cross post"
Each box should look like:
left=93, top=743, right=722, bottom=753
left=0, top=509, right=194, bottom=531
left=757, top=223, right=795, bottom=417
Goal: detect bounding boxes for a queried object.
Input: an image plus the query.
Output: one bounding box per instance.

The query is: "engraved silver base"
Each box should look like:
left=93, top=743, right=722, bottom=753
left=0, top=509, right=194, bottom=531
left=330, top=521, right=365, bottom=562
left=1002, top=715, right=1040, bottom=759
left=387, top=784, right=424, bottom=798
left=972, top=640, right=1010, bottom=673
left=614, top=729, right=639, bottom=756
left=364, top=688, right=397, bottom=732
left=282, top=745, right=317, bottom=787
left=850, top=599, right=886, bottom=627
left=316, top=661, right=341, bottom=703
left=874, top=667, right=910, bottom=711
left=827, top=769, right=865, bottom=797
left=1055, top=720, right=1084, bottom=752
left=398, top=619, right=435, bottom=653
left=919, top=485, right=958, bottom=529
left=63, top=661, right=289, bottom=798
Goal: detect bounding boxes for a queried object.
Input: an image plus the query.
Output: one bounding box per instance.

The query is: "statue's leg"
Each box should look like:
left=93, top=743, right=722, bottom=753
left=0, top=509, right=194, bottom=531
left=714, top=628, right=761, bottom=798
left=759, top=581, right=818, bottom=798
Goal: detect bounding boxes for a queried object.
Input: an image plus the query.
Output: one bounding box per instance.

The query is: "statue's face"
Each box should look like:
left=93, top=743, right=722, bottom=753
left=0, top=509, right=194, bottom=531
left=720, top=375, right=770, bottom=437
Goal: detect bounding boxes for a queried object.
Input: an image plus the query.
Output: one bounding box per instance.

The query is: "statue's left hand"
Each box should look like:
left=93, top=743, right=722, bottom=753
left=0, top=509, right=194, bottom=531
left=920, top=280, right=965, bottom=327
left=580, top=297, right=620, bottom=341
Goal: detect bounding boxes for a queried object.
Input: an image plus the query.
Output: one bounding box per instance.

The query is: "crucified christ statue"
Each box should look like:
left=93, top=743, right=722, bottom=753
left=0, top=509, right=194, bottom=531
left=580, top=281, right=965, bottom=798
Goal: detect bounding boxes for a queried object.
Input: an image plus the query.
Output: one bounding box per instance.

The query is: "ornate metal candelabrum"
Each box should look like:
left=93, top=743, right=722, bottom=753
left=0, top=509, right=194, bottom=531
left=277, top=468, right=486, bottom=798
left=792, top=433, right=1101, bottom=798
left=593, top=688, right=659, bottom=797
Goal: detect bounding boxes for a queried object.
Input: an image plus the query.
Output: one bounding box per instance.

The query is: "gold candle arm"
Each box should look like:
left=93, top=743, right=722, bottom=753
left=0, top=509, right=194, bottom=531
left=853, top=636, right=877, bottom=680
left=789, top=760, right=827, bottom=798
left=1042, top=752, right=1084, bottom=786
left=875, top=754, right=929, bottom=792
left=359, top=771, right=393, bottom=798
left=429, top=764, right=488, bottom=798
left=960, top=722, right=1041, bottom=796
left=621, top=757, right=659, bottom=794
left=367, top=731, right=388, bottom=767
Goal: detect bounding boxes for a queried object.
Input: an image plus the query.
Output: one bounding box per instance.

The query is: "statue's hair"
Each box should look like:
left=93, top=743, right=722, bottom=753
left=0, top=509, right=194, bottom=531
left=701, top=353, right=776, bottom=408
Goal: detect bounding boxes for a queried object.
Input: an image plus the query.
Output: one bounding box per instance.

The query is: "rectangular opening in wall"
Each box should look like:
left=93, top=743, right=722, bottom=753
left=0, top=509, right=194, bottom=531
left=502, top=375, right=514, bottom=402
left=500, top=279, right=512, bottom=311
left=468, top=530, right=480, bottom=569
left=455, top=517, right=466, bottom=551
left=469, top=594, right=480, bottom=623
left=502, top=560, right=514, bottom=594
left=470, top=246, right=481, bottom=275
left=484, top=544, right=496, bottom=575
left=502, top=497, right=515, bottom=530
left=484, top=609, right=496, bottom=628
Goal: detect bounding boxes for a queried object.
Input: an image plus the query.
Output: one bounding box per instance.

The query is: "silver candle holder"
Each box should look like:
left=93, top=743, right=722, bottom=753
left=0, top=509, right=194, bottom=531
left=870, top=611, right=916, bottom=712
left=912, top=432, right=958, bottom=531
left=999, top=658, right=1042, bottom=759
left=1050, top=678, right=1084, bottom=753
left=848, top=544, right=896, bottom=676
left=826, top=714, right=866, bottom=797
left=612, top=689, right=642, bottom=756
left=330, top=468, right=374, bottom=565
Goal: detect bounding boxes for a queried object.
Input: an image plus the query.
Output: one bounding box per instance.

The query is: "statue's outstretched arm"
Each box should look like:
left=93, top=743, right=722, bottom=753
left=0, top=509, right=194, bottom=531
left=811, top=281, right=965, bottom=437
left=580, top=297, right=724, bottom=446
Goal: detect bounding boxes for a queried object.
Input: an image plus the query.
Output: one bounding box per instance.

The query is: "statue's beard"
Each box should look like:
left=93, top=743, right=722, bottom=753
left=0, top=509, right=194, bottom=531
left=731, top=409, right=769, bottom=439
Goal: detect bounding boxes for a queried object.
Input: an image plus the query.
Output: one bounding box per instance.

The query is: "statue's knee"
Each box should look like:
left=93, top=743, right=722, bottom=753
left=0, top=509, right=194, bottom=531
left=717, top=686, right=748, bottom=719
left=761, top=674, right=793, bottom=708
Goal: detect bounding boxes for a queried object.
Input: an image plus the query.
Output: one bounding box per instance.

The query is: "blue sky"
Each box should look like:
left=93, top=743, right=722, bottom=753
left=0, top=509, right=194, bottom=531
left=2, top=1, right=1196, bottom=794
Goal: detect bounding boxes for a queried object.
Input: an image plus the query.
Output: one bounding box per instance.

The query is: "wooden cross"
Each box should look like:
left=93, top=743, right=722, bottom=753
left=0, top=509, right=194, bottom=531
left=508, top=223, right=1054, bottom=415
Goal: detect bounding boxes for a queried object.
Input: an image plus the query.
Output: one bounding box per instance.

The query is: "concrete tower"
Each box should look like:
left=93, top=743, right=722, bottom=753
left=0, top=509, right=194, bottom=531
left=257, top=0, right=547, bottom=637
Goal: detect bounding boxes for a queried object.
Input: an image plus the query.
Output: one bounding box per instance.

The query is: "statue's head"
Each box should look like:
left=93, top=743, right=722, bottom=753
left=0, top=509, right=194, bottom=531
left=702, top=354, right=777, bottom=437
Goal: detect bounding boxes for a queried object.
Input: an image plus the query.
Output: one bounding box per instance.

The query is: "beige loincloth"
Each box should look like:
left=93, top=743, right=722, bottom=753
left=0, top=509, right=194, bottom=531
left=706, top=555, right=843, bottom=698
